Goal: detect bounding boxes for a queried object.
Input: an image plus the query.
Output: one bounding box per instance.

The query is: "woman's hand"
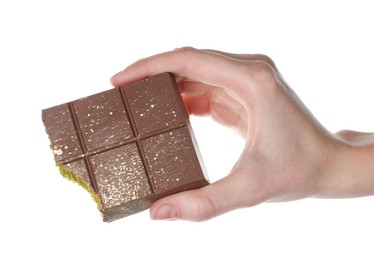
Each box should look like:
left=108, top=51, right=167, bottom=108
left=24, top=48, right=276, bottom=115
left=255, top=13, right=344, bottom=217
left=111, top=47, right=374, bottom=221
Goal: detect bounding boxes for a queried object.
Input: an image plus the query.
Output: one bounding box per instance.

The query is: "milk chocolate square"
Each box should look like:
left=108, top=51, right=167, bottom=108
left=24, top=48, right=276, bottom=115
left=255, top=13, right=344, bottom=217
left=42, top=73, right=208, bottom=222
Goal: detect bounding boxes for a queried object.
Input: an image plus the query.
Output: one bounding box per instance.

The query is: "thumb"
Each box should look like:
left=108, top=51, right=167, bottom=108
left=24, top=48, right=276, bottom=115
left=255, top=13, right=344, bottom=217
left=149, top=169, right=263, bottom=221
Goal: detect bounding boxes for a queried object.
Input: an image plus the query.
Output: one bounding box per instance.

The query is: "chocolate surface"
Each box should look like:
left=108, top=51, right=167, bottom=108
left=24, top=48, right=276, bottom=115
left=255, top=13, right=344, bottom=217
left=42, top=73, right=208, bottom=222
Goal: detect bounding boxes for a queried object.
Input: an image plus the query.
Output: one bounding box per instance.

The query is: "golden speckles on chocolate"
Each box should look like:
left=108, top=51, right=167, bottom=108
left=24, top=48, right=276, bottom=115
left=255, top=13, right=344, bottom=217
left=42, top=73, right=208, bottom=222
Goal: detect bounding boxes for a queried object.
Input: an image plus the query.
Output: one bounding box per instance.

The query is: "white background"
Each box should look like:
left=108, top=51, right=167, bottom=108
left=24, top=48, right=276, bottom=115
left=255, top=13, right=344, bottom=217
left=1, top=0, right=373, bottom=259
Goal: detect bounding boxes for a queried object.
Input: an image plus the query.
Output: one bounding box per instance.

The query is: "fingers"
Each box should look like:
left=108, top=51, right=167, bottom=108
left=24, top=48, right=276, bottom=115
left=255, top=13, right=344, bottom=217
left=110, top=47, right=280, bottom=107
left=110, top=47, right=252, bottom=95
left=149, top=169, right=264, bottom=221
left=178, top=80, right=213, bottom=96
left=182, top=95, right=210, bottom=116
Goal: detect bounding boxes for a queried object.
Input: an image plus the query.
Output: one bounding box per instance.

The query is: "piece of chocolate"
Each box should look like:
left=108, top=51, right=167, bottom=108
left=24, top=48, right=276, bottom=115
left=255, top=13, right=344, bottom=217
left=42, top=73, right=208, bottom=222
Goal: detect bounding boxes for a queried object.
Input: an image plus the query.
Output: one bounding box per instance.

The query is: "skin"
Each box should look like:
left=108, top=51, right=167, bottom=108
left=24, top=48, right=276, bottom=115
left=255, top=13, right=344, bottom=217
left=111, top=47, right=374, bottom=221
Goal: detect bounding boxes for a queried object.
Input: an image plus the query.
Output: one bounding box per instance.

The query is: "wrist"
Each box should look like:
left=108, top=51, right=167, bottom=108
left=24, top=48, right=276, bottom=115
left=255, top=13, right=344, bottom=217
left=317, top=132, right=374, bottom=198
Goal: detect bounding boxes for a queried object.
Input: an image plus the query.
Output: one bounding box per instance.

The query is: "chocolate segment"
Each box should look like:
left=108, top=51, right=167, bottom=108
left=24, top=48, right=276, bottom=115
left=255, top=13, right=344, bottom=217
left=125, top=75, right=186, bottom=135
left=142, top=127, right=205, bottom=193
left=74, top=89, right=133, bottom=152
left=42, top=103, right=83, bottom=162
left=42, top=73, right=208, bottom=222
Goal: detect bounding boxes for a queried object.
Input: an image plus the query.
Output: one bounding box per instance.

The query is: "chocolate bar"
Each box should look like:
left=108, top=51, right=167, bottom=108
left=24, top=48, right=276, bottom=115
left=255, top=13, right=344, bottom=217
left=42, top=73, right=208, bottom=222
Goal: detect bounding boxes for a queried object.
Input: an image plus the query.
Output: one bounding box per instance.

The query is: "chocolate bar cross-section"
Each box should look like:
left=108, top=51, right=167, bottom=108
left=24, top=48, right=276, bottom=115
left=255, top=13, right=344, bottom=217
left=42, top=73, right=208, bottom=222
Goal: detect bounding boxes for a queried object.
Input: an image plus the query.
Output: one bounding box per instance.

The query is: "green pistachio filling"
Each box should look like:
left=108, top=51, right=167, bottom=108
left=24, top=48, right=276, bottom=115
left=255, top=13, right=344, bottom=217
left=57, top=163, right=102, bottom=211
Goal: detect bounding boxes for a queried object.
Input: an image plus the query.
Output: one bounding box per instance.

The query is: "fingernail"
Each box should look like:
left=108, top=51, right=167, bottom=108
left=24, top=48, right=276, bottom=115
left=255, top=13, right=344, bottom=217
left=151, top=204, right=177, bottom=220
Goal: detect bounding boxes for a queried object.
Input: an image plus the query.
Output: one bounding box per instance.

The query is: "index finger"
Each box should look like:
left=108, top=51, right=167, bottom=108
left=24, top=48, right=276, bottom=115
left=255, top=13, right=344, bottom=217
left=110, top=47, right=252, bottom=95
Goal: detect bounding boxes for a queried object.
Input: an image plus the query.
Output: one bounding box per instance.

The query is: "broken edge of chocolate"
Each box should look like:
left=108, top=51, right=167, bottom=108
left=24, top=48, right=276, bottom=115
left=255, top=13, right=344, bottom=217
left=42, top=73, right=208, bottom=222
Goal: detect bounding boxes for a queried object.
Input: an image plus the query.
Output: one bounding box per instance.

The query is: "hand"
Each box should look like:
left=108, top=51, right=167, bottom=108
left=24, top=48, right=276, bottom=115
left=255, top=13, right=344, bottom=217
left=111, top=47, right=374, bottom=221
